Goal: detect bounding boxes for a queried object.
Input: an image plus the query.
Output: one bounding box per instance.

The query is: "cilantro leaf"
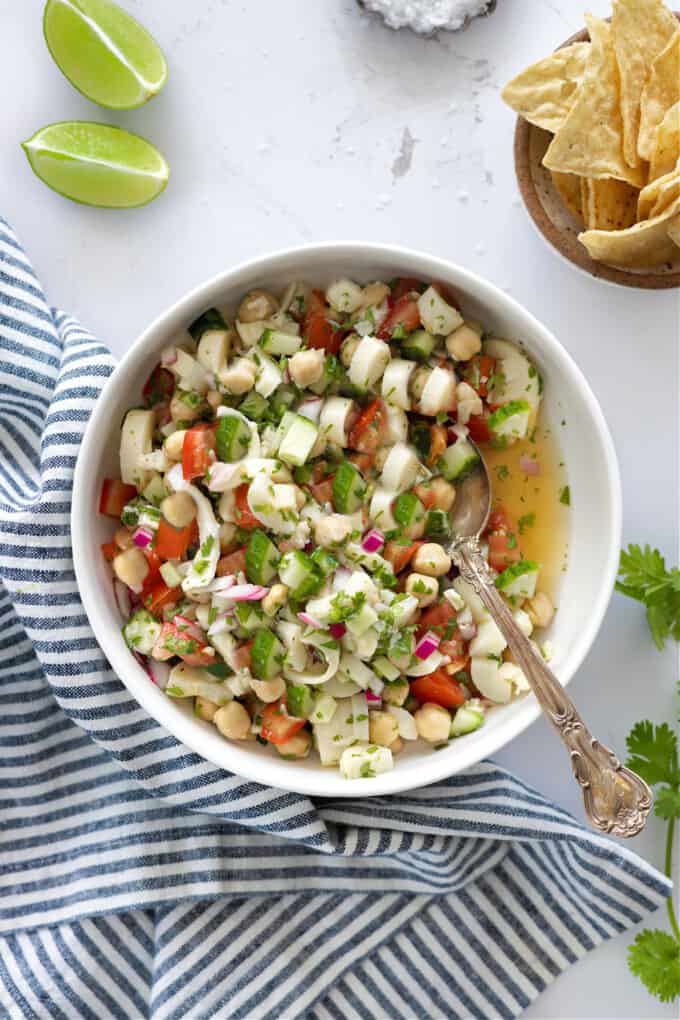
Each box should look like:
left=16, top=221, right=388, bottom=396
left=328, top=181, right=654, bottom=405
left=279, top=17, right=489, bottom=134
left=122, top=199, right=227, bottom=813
left=625, top=721, right=678, bottom=787
left=655, top=786, right=680, bottom=820
left=616, top=545, right=680, bottom=649
left=628, top=930, right=680, bottom=1003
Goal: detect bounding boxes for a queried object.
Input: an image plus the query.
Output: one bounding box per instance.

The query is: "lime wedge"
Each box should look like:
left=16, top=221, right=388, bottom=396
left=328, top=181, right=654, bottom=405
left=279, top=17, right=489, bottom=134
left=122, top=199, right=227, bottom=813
left=43, top=0, right=167, bottom=109
left=22, top=122, right=169, bottom=208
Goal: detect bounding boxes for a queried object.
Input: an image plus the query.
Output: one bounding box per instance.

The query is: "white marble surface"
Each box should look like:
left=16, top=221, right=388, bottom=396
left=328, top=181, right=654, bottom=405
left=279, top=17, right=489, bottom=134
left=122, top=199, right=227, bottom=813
left=2, top=0, right=678, bottom=1016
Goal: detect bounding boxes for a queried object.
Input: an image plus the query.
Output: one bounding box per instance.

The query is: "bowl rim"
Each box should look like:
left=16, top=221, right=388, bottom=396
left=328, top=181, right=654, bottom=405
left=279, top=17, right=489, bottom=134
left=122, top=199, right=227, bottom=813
left=72, top=241, right=622, bottom=797
left=513, top=21, right=680, bottom=291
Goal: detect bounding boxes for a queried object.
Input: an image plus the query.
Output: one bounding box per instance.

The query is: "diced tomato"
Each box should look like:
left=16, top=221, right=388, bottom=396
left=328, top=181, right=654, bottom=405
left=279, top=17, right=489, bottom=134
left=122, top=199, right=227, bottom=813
left=464, top=355, right=496, bottom=399
left=466, top=414, right=492, bottom=445
left=348, top=451, right=375, bottom=473
left=487, top=509, right=512, bottom=534
left=155, top=517, right=196, bottom=561
left=99, top=478, right=137, bottom=518
left=427, top=425, right=448, bottom=466
left=182, top=424, right=216, bottom=482
left=154, top=621, right=215, bottom=666
left=142, top=580, right=181, bottom=615
left=410, top=669, right=466, bottom=709
left=487, top=531, right=522, bottom=572
left=233, top=484, right=261, bottom=530
left=142, top=546, right=163, bottom=582
left=142, top=364, right=175, bottom=407
left=416, top=601, right=458, bottom=641
left=384, top=540, right=422, bottom=574
left=261, top=701, right=306, bottom=746
left=232, top=639, right=254, bottom=671
left=101, top=540, right=118, bottom=562
left=310, top=477, right=335, bottom=505
left=217, top=547, right=248, bottom=576
left=378, top=295, right=420, bottom=340
left=304, top=290, right=342, bottom=354
left=390, top=277, right=424, bottom=301
left=348, top=399, right=387, bottom=453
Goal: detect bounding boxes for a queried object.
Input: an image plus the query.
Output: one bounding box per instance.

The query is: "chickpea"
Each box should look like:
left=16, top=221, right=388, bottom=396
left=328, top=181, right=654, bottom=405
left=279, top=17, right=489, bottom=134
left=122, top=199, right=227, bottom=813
left=415, top=477, right=456, bottom=513
left=368, top=711, right=399, bottom=747
left=409, top=366, right=431, bottom=400
left=340, top=334, right=360, bottom=368
left=214, top=701, right=251, bottom=740
left=261, top=583, right=289, bottom=617
left=238, top=289, right=279, bottom=323
left=412, top=543, right=452, bottom=578
left=389, top=737, right=404, bottom=755
left=170, top=393, right=203, bottom=423
left=446, top=322, right=482, bottom=361
left=220, top=358, right=256, bottom=395
left=276, top=729, right=312, bottom=759
left=112, top=547, right=149, bottom=590
left=250, top=676, right=286, bottom=703
left=206, top=389, right=223, bottom=410
left=414, top=703, right=451, bottom=743
left=526, top=592, right=555, bottom=629
left=164, top=429, right=187, bottom=461
left=360, top=282, right=390, bottom=310
left=161, top=491, right=197, bottom=529
left=219, top=522, right=236, bottom=551
left=195, top=696, right=220, bottom=722
left=382, top=682, right=409, bottom=707
left=114, top=527, right=133, bottom=550
left=405, top=572, right=439, bottom=607
left=288, top=348, right=324, bottom=387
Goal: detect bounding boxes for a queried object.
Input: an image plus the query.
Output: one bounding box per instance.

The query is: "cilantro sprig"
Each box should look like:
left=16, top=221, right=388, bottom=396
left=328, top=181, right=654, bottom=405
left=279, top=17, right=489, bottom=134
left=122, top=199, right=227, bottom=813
left=616, top=544, right=680, bottom=650
left=624, top=708, right=680, bottom=1003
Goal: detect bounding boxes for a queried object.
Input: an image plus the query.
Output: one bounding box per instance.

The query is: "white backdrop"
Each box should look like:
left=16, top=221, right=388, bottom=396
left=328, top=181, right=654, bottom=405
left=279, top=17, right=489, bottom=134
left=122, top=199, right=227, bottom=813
left=1, top=1, right=678, bottom=1016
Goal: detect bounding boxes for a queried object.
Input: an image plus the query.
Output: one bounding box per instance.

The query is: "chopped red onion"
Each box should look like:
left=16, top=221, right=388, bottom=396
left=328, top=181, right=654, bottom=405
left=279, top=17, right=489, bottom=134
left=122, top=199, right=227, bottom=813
left=414, top=631, right=441, bottom=660
left=362, top=528, right=385, bottom=554
left=519, top=454, right=540, bottom=476
left=298, top=611, right=321, bottom=629
left=173, top=615, right=206, bottom=641
left=132, top=526, right=154, bottom=548
left=208, top=574, right=236, bottom=592
left=224, top=584, right=269, bottom=602
left=328, top=622, right=346, bottom=639
left=365, top=690, right=382, bottom=706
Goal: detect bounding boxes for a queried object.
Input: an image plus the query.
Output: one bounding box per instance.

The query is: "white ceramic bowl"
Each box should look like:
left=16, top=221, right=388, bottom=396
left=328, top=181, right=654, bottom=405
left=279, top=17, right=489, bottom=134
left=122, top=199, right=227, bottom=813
left=72, top=243, right=621, bottom=798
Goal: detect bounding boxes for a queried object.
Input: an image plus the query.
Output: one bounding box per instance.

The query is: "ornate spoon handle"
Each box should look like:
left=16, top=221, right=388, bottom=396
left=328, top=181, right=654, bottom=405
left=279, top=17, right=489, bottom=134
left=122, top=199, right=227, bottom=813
left=450, top=538, right=652, bottom=838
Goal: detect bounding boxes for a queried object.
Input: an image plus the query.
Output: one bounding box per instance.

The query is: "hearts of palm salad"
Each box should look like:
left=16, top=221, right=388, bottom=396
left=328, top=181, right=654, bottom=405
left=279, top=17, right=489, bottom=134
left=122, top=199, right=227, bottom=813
left=100, top=275, right=558, bottom=778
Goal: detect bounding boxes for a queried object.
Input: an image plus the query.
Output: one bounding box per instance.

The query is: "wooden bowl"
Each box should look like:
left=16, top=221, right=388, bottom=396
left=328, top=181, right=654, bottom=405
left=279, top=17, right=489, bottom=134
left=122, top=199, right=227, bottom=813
left=513, top=24, right=680, bottom=290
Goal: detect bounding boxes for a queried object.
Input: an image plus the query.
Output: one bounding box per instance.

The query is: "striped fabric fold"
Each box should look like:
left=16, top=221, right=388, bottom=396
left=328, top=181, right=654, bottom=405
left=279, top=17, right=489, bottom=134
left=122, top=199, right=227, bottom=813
left=0, top=215, right=670, bottom=1020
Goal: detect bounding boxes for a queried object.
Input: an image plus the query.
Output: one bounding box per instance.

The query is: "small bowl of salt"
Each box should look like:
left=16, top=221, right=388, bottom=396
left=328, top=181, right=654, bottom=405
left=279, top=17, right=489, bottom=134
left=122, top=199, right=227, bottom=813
left=357, top=0, right=497, bottom=35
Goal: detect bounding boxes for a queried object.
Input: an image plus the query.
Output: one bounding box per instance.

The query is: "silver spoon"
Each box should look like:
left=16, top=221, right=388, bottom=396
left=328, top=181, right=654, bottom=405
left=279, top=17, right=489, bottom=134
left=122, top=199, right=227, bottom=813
left=446, top=445, right=652, bottom=838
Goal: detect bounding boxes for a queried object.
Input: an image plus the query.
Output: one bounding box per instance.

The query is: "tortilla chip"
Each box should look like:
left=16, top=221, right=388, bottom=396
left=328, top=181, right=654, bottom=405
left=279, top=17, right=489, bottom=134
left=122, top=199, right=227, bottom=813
left=582, top=177, right=639, bottom=230
left=612, top=0, right=678, bottom=169
left=543, top=16, right=646, bottom=187
left=502, top=43, right=590, bottom=133
left=551, top=170, right=584, bottom=221
left=649, top=101, right=680, bottom=180
left=668, top=217, right=680, bottom=246
left=579, top=194, right=680, bottom=266
left=638, top=161, right=680, bottom=219
left=580, top=177, right=590, bottom=224
left=638, top=29, right=680, bottom=161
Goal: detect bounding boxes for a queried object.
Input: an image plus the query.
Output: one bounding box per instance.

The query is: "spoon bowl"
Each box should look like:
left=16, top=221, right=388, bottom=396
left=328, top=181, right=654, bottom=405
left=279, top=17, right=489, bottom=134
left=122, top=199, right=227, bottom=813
left=448, top=447, right=492, bottom=539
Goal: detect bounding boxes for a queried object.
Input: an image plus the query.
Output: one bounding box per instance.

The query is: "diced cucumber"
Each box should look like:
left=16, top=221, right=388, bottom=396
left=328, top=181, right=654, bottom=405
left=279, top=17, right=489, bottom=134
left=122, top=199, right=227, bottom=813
left=425, top=508, right=451, bottom=542
left=160, top=561, right=183, bottom=588
left=278, top=414, right=319, bottom=467
left=332, top=461, right=367, bottom=514
left=188, top=307, right=226, bottom=341
left=216, top=415, right=251, bottom=462
left=310, top=547, right=338, bottom=577
left=345, top=601, right=378, bottom=637
left=259, top=328, right=302, bottom=356
left=438, top=439, right=480, bottom=481
left=251, top=629, right=285, bottom=681
left=487, top=399, right=531, bottom=441
left=393, top=491, right=425, bottom=528
left=234, top=602, right=265, bottom=632
left=495, top=560, right=540, bottom=599
left=400, top=328, right=436, bottom=361
left=371, top=656, right=400, bottom=682
left=450, top=701, right=485, bottom=737
left=239, top=391, right=268, bottom=422
left=309, top=354, right=342, bottom=395
left=270, top=384, right=299, bottom=422
left=123, top=609, right=161, bottom=654
left=252, top=349, right=283, bottom=398
left=286, top=684, right=315, bottom=719
left=278, top=550, right=322, bottom=599
left=142, top=473, right=167, bottom=505
left=245, top=529, right=281, bottom=585
left=310, top=691, right=337, bottom=724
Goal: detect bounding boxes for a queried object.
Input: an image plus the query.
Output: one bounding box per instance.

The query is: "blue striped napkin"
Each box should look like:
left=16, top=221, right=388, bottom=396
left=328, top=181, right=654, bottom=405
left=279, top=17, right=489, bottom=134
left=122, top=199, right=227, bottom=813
left=0, top=215, right=670, bottom=1020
